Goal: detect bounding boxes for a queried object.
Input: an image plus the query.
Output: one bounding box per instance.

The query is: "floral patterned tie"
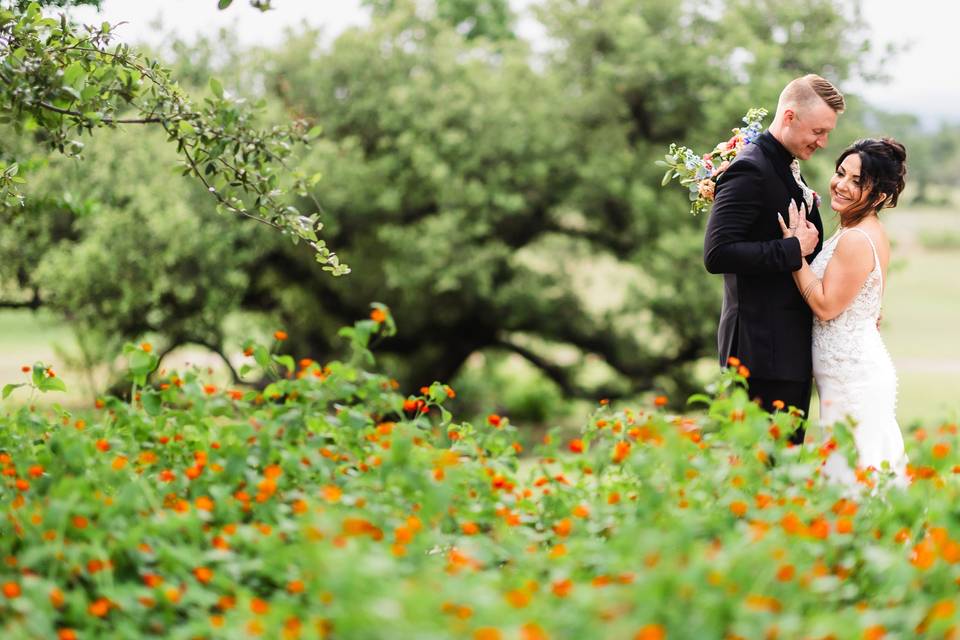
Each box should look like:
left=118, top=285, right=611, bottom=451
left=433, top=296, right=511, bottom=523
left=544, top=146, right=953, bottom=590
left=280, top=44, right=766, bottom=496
left=789, top=158, right=817, bottom=211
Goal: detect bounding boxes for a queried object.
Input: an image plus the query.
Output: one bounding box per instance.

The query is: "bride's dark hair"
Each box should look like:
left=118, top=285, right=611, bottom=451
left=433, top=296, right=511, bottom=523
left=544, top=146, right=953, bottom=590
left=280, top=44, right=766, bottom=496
left=834, top=137, right=907, bottom=226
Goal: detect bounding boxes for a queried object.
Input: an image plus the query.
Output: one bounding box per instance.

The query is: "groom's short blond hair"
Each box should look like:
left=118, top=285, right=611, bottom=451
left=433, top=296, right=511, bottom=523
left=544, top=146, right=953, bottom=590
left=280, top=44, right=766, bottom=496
left=777, top=74, right=845, bottom=114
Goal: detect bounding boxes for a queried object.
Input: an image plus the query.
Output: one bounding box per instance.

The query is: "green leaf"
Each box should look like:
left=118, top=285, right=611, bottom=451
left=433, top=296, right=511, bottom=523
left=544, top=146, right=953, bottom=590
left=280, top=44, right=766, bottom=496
left=2, top=383, right=24, bottom=400
left=253, top=345, right=271, bottom=369
left=38, top=376, right=67, bottom=393
left=209, top=77, right=224, bottom=100
left=218, top=0, right=233, bottom=8
left=272, top=354, right=295, bottom=374
left=126, top=349, right=159, bottom=377
left=686, top=394, right=713, bottom=407
left=32, top=363, right=45, bottom=388
left=142, top=390, right=162, bottom=416
left=63, top=62, right=85, bottom=87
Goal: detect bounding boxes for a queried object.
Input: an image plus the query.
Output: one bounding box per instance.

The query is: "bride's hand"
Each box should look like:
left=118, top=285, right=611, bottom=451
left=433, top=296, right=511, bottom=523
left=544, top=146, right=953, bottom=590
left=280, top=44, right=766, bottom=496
left=777, top=199, right=802, bottom=239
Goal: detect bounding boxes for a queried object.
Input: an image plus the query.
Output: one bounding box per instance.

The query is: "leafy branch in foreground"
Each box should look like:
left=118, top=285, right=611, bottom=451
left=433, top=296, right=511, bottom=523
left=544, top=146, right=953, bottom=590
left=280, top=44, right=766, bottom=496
left=0, top=1, right=348, bottom=275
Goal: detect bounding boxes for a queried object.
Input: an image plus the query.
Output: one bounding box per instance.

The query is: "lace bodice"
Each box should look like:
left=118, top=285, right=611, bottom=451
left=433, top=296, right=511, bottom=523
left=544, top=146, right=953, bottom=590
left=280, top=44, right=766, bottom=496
left=810, top=227, right=883, bottom=346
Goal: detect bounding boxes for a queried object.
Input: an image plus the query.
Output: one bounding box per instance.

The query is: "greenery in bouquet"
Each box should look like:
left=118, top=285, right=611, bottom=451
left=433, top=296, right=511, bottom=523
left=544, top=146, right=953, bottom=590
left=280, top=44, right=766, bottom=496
left=657, top=108, right=768, bottom=216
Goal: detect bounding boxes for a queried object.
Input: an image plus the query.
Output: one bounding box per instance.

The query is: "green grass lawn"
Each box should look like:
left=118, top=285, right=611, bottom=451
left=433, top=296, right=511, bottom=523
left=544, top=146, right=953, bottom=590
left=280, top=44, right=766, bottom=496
left=877, top=205, right=960, bottom=424
left=0, top=309, right=91, bottom=405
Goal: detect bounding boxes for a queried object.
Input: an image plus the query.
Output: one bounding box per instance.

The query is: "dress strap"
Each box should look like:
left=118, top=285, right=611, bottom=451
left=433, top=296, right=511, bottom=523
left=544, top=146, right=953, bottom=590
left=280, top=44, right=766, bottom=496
left=840, top=226, right=884, bottom=300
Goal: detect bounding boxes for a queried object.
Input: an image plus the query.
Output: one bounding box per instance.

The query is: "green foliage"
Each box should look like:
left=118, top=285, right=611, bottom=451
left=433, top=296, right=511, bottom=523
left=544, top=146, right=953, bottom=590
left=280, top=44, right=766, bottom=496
left=2, top=361, right=66, bottom=399
left=1, top=312, right=959, bottom=638
left=362, top=0, right=515, bottom=40
left=0, top=1, right=346, bottom=274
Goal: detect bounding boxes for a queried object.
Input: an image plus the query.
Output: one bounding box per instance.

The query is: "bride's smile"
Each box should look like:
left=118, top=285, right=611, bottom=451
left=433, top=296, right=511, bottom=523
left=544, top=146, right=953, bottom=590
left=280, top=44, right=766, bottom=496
left=829, top=153, right=864, bottom=213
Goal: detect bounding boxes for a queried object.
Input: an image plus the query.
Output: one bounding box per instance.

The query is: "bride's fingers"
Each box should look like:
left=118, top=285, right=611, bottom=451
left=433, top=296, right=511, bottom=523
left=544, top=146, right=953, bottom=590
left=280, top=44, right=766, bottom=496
left=777, top=212, right=789, bottom=235
left=787, top=200, right=798, bottom=229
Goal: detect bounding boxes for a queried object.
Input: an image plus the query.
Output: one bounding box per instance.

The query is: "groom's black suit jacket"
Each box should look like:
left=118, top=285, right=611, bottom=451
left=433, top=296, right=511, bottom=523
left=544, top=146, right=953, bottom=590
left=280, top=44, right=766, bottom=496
left=703, top=131, right=824, bottom=381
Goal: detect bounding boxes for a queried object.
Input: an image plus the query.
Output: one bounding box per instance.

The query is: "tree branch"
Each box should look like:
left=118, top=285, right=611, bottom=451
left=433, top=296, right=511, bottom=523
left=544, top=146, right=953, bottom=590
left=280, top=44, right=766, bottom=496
left=36, top=100, right=164, bottom=124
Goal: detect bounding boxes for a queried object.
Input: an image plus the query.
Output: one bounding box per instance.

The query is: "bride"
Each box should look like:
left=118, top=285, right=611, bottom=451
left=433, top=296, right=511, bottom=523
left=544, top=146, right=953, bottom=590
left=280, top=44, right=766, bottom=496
left=777, top=138, right=909, bottom=487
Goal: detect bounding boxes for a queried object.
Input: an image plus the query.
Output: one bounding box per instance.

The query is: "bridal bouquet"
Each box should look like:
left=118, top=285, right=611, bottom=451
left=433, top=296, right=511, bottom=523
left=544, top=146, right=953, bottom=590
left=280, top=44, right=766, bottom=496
left=657, top=108, right=767, bottom=216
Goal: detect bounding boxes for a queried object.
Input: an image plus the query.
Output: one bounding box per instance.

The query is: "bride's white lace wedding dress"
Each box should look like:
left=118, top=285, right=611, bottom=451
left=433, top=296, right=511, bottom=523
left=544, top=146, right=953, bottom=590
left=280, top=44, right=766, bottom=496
left=810, top=226, right=908, bottom=487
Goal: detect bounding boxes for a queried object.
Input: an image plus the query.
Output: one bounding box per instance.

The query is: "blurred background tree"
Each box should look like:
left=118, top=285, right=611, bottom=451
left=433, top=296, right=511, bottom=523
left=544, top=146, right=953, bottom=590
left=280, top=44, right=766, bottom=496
left=3, top=0, right=959, bottom=422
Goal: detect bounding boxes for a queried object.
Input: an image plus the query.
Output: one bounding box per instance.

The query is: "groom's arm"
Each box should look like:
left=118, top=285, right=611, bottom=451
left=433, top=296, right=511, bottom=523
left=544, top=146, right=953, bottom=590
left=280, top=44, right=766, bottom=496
left=703, top=160, right=803, bottom=275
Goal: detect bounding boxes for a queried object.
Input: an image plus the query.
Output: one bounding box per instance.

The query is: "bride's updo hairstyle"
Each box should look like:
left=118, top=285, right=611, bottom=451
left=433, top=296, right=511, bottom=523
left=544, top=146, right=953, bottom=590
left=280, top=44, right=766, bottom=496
left=835, top=137, right=907, bottom=227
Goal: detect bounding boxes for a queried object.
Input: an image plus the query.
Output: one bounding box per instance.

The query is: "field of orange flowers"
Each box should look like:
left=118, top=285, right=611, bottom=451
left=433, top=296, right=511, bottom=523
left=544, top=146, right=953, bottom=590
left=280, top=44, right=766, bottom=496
left=2, top=308, right=959, bottom=639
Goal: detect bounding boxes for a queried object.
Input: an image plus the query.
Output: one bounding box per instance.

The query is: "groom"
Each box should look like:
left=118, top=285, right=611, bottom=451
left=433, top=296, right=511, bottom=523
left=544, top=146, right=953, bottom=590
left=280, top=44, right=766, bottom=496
left=703, top=74, right=845, bottom=444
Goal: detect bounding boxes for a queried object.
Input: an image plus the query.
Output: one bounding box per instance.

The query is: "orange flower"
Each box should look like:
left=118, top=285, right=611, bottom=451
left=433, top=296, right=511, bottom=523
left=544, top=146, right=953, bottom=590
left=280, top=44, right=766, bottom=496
left=287, top=580, right=305, bottom=594
left=635, top=625, right=666, bottom=640
left=57, top=630, right=77, bottom=640
left=504, top=589, right=531, bottom=608
left=322, top=485, right=342, bottom=503
left=612, top=440, right=631, bottom=463
left=461, top=521, right=480, bottom=535
left=143, top=573, right=163, bottom=588
left=933, top=443, right=951, bottom=459
left=568, top=439, right=584, bottom=454
left=745, top=594, right=781, bottom=613
left=727, top=356, right=741, bottom=367
left=95, top=439, right=110, bottom=452
left=2, top=582, right=20, bottom=599
left=808, top=517, right=830, bottom=539
left=911, top=538, right=937, bottom=570
left=572, top=504, right=590, bottom=518
left=863, top=626, right=885, bottom=640
left=203, top=384, right=217, bottom=395
left=474, top=629, right=502, bottom=640
left=553, top=518, right=572, bottom=537
left=487, top=414, right=502, bottom=427
left=370, top=308, right=387, bottom=323
left=552, top=578, right=573, bottom=598
left=729, top=501, right=748, bottom=518
left=771, top=399, right=785, bottom=410
left=141, top=342, right=152, bottom=353
left=274, top=330, right=288, bottom=341
left=193, top=567, right=213, bottom=584
left=88, top=597, right=111, bottom=617
left=50, top=587, right=65, bottom=608
left=780, top=512, right=804, bottom=536
left=521, top=623, right=548, bottom=640
left=653, top=395, right=668, bottom=407
left=72, top=515, right=89, bottom=529
left=250, top=597, right=270, bottom=615
left=776, top=564, right=795, bottom=582
left=929, top=599, right=957, bottom=621
left=28, top=464, right=43, bottom=478
left=196, top=496, right=215, bottom=511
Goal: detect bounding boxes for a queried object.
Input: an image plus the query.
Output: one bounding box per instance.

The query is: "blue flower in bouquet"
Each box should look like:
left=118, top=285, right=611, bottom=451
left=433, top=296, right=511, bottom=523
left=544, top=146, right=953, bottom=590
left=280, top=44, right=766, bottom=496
left=656, top=108, right=768, bottom=216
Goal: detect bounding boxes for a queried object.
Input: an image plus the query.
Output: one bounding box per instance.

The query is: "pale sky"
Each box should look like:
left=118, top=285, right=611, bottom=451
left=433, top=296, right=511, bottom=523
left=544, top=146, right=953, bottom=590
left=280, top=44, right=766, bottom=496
left=66, top=0, right=959, bottom=127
